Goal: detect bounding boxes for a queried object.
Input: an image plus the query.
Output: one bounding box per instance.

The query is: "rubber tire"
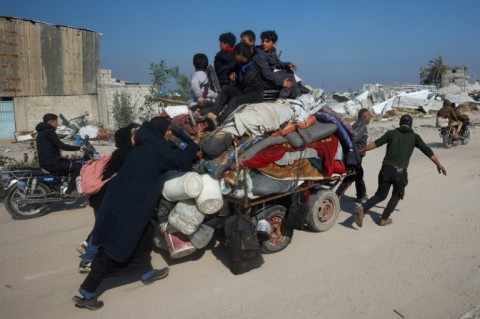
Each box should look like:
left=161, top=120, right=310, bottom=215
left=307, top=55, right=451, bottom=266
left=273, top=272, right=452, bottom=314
left=306, top=189, right=340, bottom=232
left=461, top=129, right=470, bottom=145
left=5, top=183, right=50, bottom=219
left=443, top=132, right=453, bottom=149
left=257, top=206, right=293, bottom=254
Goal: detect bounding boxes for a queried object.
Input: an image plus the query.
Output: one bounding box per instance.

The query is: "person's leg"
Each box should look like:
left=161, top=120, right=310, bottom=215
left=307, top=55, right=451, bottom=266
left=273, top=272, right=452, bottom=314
left=48, top=159, right=82, bottom=194
left=355, top=166, right=393, bottom=227
left=206, top=85, right=240, bottom=116
left=217, top=91, right=263, bottom=124
left=380, top=170, right=408, bottom=222
left=335, top=174, right=354, bottom=199
left=452, top=121, right=463, bottom=135
left=354, top=165, right=367, bottom=201
left=79, top=235, right=98, bottom=273
left=362, top=166, right=393, bottom=212
left=74, top=248, right=115, bottom=310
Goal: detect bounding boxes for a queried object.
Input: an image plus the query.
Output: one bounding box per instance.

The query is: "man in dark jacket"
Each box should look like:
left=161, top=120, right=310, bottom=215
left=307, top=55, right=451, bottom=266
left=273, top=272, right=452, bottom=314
left=35, top=113, right=84, bottom=195
left=206, top=42, right=265, bottom=126
left=73, top=116, right=203, bottom=310
left=336, top=108, right=371, bottom=203
left=253, top=30, right=301, bottom=99
left=354, top=114, right=447, bottom=227
left=214, top=32, right=237, bottom=88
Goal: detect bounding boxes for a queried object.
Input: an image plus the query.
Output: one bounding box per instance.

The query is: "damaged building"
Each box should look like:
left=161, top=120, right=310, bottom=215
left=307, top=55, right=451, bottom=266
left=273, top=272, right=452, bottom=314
left=0, top=16, right=150, bottom=140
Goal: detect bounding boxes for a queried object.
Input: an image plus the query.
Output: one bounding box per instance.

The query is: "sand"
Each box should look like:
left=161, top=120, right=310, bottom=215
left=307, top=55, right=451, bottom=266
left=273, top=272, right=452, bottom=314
left=1, top=113, right=479, bottom=319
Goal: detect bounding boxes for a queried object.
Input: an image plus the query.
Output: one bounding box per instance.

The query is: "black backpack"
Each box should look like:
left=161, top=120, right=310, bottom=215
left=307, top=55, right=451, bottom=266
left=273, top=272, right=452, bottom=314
left=224, top=213, right=264, bottom=275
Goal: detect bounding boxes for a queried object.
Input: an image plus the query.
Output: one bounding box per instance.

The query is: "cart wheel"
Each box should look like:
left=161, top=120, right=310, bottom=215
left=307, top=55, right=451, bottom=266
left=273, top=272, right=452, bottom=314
left=259, top=206, right=293, bottom=254
left=306, top=189, right=340, bottom=232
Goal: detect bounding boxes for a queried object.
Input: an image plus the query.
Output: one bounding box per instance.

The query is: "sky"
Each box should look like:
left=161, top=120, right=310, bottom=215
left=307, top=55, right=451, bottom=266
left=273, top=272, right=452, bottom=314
left=2, top=0, right=480, bottom=93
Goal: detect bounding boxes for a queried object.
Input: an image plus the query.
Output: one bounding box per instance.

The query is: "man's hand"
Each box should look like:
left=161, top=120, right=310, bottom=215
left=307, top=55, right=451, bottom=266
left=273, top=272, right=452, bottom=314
left=229, top=72, right=237, bottom=81
left=193, top=124, right=205, bottom=144
left=437, top=164, right=447, bottom=176
left=198, top=99, right=206, bottom=108
left=288, top=63, right=297, bottom=71
left=80, top=145, right=87, bottom=151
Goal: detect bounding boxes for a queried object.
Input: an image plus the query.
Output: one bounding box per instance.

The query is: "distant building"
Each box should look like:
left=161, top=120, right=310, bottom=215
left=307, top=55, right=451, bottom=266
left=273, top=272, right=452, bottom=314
left=420, top=65, right=468, bottom=88
left=0, top=16, right=150, bottom=140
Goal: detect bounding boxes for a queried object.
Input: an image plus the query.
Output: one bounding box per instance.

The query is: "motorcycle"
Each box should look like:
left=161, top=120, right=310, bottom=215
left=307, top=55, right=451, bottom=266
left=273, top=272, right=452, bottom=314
left=2, top=137, right=98, bottom=220
left=439, top=120, right=470, bottom=149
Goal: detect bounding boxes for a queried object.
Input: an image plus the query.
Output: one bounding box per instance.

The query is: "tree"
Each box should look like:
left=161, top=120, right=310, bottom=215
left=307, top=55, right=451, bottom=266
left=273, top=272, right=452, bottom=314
left=168, top=66, right=190, bottom=98
left=139, top=60, right=190, bottom=121
left=427, top=56, right=446, bottom=88
left=112, top=91, right=136, bottom=128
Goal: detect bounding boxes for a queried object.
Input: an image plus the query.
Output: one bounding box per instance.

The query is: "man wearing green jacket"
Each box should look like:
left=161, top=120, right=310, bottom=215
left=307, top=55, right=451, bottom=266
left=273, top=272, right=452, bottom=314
left=355, top=114, right=447, bottom=227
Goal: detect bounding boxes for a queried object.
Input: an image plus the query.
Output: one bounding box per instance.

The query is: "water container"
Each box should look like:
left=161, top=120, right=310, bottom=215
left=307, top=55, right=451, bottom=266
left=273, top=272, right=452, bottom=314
left=163, top=223, right=196, bottom=259
left=168, top=199, right=205, bottom=235
left=195, top=174, right=223, bottom=215
left=256, top=219, right=271, bottom=242
left=162, top=171, right=203, bottom=201
left=189, top=224, right=215, bottom=249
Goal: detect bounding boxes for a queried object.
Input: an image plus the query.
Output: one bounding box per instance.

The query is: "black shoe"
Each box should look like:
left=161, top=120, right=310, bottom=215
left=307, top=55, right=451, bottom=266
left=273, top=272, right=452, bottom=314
left=72, top=296, right=104, bottom=310
left=141, top=267, right=169, bottom=285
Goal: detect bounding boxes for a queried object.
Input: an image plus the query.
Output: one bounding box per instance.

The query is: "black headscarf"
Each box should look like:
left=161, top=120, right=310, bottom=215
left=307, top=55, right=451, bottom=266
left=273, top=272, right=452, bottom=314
left=147, top=116, right=171, bottom=140
left=89, top=123, right=141, bottom=210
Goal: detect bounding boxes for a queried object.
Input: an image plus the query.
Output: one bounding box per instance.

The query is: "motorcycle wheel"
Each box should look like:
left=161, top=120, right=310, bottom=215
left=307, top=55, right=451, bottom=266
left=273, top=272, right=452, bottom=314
left=443, top=132, right=453, bottom=149
left=5, top=183, right=50, bottom=219
left=306, top=189, right=340, bottom=232
left=259, top=206, right=293, bottom=254
left=461, top=129, right=470, bottom=145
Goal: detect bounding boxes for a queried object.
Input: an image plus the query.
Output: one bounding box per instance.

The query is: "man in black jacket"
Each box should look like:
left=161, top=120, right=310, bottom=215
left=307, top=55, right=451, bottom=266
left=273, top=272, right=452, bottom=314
left=206, top=42, right=265, bottom=127
left=35, top=113, right=85, bottom=195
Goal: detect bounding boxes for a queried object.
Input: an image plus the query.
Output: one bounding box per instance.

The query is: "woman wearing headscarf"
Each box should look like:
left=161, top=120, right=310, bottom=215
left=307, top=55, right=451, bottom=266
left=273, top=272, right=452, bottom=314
left=73, top=116, right=204, bottom=310
left=78, top=123, right=141, bottom=273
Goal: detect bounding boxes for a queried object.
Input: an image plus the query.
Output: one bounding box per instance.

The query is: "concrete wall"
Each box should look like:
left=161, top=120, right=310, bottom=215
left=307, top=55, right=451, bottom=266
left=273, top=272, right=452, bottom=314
left=9, top=69, right=152, bottom=135
left=14, top=95, right=98, bottom=132
left=97, top=70, right=151, bottom=130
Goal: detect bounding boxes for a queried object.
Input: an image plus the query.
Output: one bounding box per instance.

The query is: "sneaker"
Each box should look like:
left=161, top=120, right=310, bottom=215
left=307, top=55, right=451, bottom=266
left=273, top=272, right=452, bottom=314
left=378, top=218, right=393, bottom=226
left=76, top=241, right=88, bottom=255
left=354, top=205, right=365, bottom=228
left=141, top=267, right=169, bottom=285
left=78, top=261, right=92, bottom=273
left=72, top=295, right=104, bottom=310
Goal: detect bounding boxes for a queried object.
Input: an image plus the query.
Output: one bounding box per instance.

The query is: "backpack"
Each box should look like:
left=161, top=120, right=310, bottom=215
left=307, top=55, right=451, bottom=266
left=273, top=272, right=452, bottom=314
left=224, top=213, right=264, bottom=275
left=76, top=152, right=115, bottom=195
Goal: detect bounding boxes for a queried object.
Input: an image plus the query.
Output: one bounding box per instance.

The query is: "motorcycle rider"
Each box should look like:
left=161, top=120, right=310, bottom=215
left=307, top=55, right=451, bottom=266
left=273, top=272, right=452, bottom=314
left=451, top=103, right=470, bottom=135
left=35, top=113, right=85, bottom=195
left=437, top=99, right=462, bottom=137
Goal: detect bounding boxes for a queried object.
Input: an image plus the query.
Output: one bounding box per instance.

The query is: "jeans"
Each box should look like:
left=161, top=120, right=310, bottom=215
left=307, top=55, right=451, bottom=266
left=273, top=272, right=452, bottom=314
left=362, top=165, right=408, bottom=220
left=81, top=236, right=98, bottom=263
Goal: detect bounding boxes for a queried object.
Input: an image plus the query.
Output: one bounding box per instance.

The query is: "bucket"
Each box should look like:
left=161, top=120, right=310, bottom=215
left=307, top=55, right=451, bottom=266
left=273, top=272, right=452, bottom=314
left=189, top=223, right=215, bottom=249
left=168, top=199, right=205, bottom=235
left=195, top=174, right=223, bottom=215
left=256, top=219, right=271, bottom=242
left=153, top=221, right=169, bottom=251
left=162, top=171, right=203, bottom=201
left=163, top=223, right=196, bottom=259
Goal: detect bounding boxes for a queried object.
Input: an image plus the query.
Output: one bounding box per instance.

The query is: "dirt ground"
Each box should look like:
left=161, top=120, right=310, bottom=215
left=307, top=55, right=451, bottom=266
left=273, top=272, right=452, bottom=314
left=1, top=113, right=479, bottom=319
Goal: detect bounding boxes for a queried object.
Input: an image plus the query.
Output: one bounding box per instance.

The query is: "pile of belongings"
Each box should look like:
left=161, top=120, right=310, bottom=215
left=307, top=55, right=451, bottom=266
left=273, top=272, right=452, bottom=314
left=154, top=92, right=360, bottom=260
